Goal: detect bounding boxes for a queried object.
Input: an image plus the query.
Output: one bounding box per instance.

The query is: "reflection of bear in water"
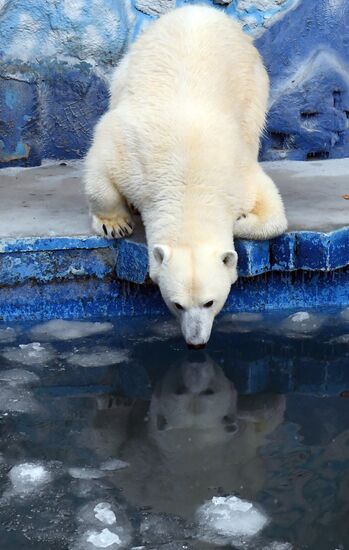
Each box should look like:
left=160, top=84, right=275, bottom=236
left=84, top=355, right=285, bottom=519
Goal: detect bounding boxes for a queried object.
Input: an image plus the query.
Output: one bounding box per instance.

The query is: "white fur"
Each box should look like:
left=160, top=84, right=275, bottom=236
left=84, top=5, right=287, bottom=344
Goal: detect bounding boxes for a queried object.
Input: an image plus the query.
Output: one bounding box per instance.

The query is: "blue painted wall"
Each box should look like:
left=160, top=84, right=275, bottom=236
left=0, top=0, right=348, bottom=166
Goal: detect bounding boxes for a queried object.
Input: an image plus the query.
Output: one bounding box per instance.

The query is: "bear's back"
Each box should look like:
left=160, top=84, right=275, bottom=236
left=119, top=5, right=258, bottom=110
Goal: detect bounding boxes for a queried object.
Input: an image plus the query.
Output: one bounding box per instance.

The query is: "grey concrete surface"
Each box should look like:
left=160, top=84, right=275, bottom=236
left=0, top=158, right=348, bottom=239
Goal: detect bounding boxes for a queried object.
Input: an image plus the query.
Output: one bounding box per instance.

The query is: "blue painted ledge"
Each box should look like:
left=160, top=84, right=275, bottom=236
left=1, top=228, right=348, bottom=285
left=0, top=228, right=348, bottom=321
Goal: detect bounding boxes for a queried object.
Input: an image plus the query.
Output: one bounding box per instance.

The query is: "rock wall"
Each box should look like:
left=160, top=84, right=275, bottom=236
left=0, top=0, right=348, bottom=166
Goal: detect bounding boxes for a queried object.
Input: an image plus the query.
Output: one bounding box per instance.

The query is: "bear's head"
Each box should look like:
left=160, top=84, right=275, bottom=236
left=149, top=353, right=238, bottom=436
left=150, top=243, right=238, bottom=347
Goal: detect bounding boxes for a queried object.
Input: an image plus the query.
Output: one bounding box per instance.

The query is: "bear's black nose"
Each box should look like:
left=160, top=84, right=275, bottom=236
left=187, top=343, right=207, bottom=350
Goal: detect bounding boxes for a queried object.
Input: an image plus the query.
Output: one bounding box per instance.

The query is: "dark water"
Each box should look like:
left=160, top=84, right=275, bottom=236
left=0, top=308, right=349, bottom=550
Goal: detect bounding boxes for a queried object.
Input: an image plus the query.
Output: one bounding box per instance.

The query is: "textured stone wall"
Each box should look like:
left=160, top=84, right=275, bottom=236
left=0, top=0, right=348, bottom=166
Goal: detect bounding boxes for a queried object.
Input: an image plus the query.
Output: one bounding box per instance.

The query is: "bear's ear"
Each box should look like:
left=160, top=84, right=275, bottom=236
left=221, top=250, right=238, bottom=283
left=153, top=244, right=171, bottom=266
left=221, top=250, right=238, bottom=269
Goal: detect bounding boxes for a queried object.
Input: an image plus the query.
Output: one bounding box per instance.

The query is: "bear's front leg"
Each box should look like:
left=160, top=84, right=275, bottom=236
left=84, top=111, right=135, bottom=240
left=86, top=176, right=135, bottom=239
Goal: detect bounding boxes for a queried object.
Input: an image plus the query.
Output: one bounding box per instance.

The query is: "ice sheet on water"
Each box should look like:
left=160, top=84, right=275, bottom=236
left=68, top=467, right=106, bottom=480
left=100, top=458, right=129, bottom=471
left=0, top=368, right=39, bottom=385
left=140, top=512, right=193, bottom=546
left=0, top=487, right=75, bottom=546
left=30, top=319, right=113, bottom=341
left=0, top=327, right=17, bottom=343
left=196, top=495, right=268, bottom=546
left=8, top=462, right=52, bottom=494
left=280, top=311, right=324, bottom=338
left=64, top=346, right=129, bottom=368
left=1, top=342, right=55, bottom=365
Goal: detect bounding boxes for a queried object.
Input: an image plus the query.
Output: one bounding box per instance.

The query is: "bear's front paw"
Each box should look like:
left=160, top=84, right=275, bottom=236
left=92, top=214, right=135, bottom=239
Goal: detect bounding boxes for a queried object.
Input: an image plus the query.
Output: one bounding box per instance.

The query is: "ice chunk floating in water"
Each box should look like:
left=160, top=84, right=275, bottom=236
left=64, top=347, right=129, bottom=367
left=340, top=308, right=349, bottom=322
left=2, top=342, right=55, bottom=365
left=87, top=528, right=121, bottom=548
left=0, top=327, right=16, bottom=343
left=196, top=495, right=268, bottom=546
left=0, top=368, right=40, bottom=413
left=100, top=459, right=129, bottom=471
left=0, top=386, right=40, bottom=413
left=329, top=334, right=349, bottom=345
left=217, top=311, right=264, bottom=334
left=94, top=503, right=117, bottom=525
left=0, top=368, right=39, bottom=385
left=30, top=319, right=113, bottom=341
left=73, top=500, right=133, bottom=549
left=8, top=463, right=52, bottom=494
left=280, top=311, right=324, bottom=337
left=68, top=467, right=106, bottom=480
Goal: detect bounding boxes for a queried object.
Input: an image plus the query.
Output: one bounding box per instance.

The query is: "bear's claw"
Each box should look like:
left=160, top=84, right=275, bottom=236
left=92, top=214, right=135, bottom=240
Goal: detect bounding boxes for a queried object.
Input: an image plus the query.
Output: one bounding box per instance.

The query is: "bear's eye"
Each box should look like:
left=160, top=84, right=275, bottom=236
left=204, top=300, right=214, bottom=308
left=174, top=302, right=184, bottom=311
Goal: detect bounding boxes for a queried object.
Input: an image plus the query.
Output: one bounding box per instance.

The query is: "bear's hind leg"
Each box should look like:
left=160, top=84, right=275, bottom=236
left=234, top=166, right=287, bottom=240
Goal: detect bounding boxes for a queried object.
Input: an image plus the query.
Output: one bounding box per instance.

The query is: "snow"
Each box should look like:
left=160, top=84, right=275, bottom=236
left=65, top=347, right=129, bottom=367
left=94, top=503, right=116, bottom=525
left=68, top=467, right=106, bottom=480
left=0, top=327, right=17, bottom=343
left=30, top=319, right=113, bottom=341
left=196, top=495, right=268, bottom=546
left=0, top=368, right=39, bottom=385
left=280, top=311, right=324, bottom=337
left=87, top=529, right=121, bottom=548
left=8, top=463, right=52, bottom=494
left=100, top=459, right=129, bottom=471
left=1, top=342, right=55, bottom=365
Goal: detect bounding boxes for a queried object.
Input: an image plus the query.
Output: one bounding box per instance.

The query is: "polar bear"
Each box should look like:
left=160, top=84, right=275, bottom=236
left=84, top=5, right=287, bottom=347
